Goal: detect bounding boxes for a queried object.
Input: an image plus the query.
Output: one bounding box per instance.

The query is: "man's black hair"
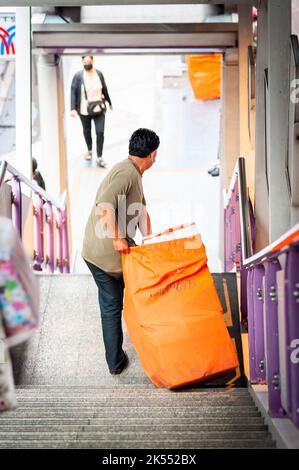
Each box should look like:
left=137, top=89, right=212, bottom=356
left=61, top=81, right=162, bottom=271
left=129, top=128, right=160, bottom=158
left=82, top=55, right=94, bottom=60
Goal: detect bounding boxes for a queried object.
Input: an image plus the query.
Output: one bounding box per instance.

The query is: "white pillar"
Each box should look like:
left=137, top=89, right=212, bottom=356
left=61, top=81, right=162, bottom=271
left=219, top=48, right=239, bottom=267
left=268, top=0, right=291, bottom=241
left=254, top=0, right=269, bottom=251
left=238, top=4, right=254, bottom=197
left=37, top=54, right=72, bottom=257
left=37, top=54, right=68, bottom=198
left=220, top=48, right=239, bottom=191
left=15, top=7, right=31, bottom=178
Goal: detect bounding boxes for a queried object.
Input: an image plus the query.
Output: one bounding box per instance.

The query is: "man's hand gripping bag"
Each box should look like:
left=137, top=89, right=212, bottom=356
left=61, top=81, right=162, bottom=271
left=122, top=234, right=238, bottom=389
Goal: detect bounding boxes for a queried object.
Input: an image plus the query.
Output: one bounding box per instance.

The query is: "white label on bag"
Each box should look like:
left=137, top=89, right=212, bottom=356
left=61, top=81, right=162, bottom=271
left=143, top=222, right=198, bottom=245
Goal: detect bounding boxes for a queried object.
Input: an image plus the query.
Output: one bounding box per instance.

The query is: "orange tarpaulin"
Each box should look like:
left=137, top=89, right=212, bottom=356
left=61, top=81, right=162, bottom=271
left=186, top=53, right=222, bottom=101
left=122, top=232, right=238, bottom=389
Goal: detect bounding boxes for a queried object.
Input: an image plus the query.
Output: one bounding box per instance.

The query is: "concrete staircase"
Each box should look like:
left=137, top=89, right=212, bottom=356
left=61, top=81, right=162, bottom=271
left=0, top=275, right=276, bottom=449
left=1, top=386, right=275, bottom=449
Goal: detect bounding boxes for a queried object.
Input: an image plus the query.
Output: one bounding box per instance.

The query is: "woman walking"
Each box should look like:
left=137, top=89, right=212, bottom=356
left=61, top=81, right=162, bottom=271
left=70, top=55, right=113, bottom=168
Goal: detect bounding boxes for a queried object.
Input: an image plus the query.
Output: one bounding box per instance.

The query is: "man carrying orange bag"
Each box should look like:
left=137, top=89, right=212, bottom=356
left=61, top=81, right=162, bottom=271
left=82, top=128, right=159, bottom=375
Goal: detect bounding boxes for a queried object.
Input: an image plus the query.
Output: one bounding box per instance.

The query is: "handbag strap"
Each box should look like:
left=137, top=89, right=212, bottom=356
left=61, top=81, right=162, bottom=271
left=82, top=75, right=89, bottom=103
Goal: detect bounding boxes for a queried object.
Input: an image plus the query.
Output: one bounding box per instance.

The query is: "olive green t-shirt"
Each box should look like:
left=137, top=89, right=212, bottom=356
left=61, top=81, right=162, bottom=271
left=82, top=158, right=146, bottom=273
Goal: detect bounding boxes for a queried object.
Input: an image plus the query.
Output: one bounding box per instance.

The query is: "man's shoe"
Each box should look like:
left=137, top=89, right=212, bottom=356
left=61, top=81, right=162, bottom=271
left=109, top=351, right=129, bottom=375
left=84, top=150, right=92, bottom=160
left=96, top=157, right=107, bottom=168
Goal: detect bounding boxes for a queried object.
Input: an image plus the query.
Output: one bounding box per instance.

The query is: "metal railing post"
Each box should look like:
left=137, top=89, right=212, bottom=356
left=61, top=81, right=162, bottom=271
left=285, top=246, right=299, bottom=428
left=247, top=267, right=257, bottom=382
left=32, top=192, right=44, bottom=271
left=240, top=260, right=248, bottom=329
left=252, top=264, right=266, bottom=383
left=55, top=208, right=64, bottom=274
left=44, top=201, right=54, bottom=273
left=0, top=160, right=8, bottom=188
left=11, top=176, right=22, bottom=238
left=62, top=205, right=70, bottom=274
left=264, top=258, right=285, bottom=417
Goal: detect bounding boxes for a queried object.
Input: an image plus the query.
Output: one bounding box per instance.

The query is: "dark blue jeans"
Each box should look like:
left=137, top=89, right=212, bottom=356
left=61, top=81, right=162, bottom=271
left=84, top=259, right=125, bottom=371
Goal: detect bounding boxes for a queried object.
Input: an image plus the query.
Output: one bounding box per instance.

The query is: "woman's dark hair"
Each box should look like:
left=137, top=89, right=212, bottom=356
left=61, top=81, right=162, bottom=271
left=129, top=128, right=160, bottom=158
left=82, top=55, right=93, bottom=60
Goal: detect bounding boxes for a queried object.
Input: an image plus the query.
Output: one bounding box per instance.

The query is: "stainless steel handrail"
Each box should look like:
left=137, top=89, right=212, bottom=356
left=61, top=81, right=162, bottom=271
left=0, top=159, right=64, bottom=210
left=237, top=157, right=253, bottom=263
left=243, top=222, right=299, bottom=267
left=290, top=34, right=299, bottom=123
left=224, top=156, right=253, bottom=263
left=0, top=160, right=8, bottom=188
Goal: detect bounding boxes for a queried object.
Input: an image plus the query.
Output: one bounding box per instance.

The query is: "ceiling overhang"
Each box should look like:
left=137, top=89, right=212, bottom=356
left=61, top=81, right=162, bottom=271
left=32, top=22, right=238, bottom=53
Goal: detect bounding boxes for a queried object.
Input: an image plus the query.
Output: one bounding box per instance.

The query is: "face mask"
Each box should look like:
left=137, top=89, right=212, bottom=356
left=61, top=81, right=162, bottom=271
left=84, top=64, right=93, bottom=71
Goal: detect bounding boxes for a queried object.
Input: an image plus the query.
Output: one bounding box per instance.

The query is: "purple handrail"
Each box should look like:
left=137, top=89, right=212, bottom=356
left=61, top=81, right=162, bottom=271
left=225, top=157, right=299, bottom=428
left=0, top=159, right=70, bottom=274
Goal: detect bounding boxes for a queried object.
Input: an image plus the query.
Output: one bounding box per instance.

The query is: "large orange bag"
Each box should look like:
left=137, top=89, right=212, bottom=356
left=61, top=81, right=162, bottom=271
left=186, top=53, right=222, bottom=101
left=122, top=232, right=238, bottom=389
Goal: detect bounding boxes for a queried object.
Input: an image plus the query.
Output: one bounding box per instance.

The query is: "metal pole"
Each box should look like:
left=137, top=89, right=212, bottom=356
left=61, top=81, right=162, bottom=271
left=32, top=192, right=44, bottom=271
left=11, top=176, right=22, bottom=238
left=264, top=258, right=285, bottom=418
left=62, top=206, right=70, bottom=273
left=44, top=201, right=54, bottom=273
left=247, top=267, right=257, bottom=382
left=15, top=7, right=32, bottom=179
left=55, top=208, right=64, bottom=274
left=238, top=157, right=253, bottom=263
left=285, top=246, right=299, bottom=428
left=0, top=160, right=8, bottom=188
left=252, top=264, right=266, bottom=383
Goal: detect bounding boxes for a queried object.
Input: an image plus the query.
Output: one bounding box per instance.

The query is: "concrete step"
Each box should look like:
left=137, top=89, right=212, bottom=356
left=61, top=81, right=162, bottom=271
left=15, top=385, right=251, bottom=392
left=0, top=430, right=273, bottom=440
left=0, top=423, right=268, bottom=432
left=13, top=398, right=255, bottom=406
left=14, top=396, right=253, bottom=403
left=0, top=384, right=275, bottom=449
left=0, top=416, right=266, bottom=426
left=0, top=439, right=276, bottom=449
left=5, top=271, right=272, bottom=449
left=16, top=388, right=253, bottom=400
left=4, top=408, right=262, bottom=418
left=14, top=386, right=252, bottom=392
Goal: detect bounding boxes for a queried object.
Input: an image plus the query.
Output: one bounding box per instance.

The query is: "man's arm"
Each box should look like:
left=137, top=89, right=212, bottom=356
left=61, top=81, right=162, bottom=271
left=98, top=71, right=112, bottom=107
left=138, top=204, right=152, bottom=238
left=70, top=72, right=79, bottom=112
left=96, top=202, right=130, bottom=254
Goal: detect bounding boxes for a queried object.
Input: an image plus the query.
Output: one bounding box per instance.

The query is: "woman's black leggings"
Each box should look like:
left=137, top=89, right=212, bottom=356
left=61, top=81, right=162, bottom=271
left=79, top=113, right=106, bottom=157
